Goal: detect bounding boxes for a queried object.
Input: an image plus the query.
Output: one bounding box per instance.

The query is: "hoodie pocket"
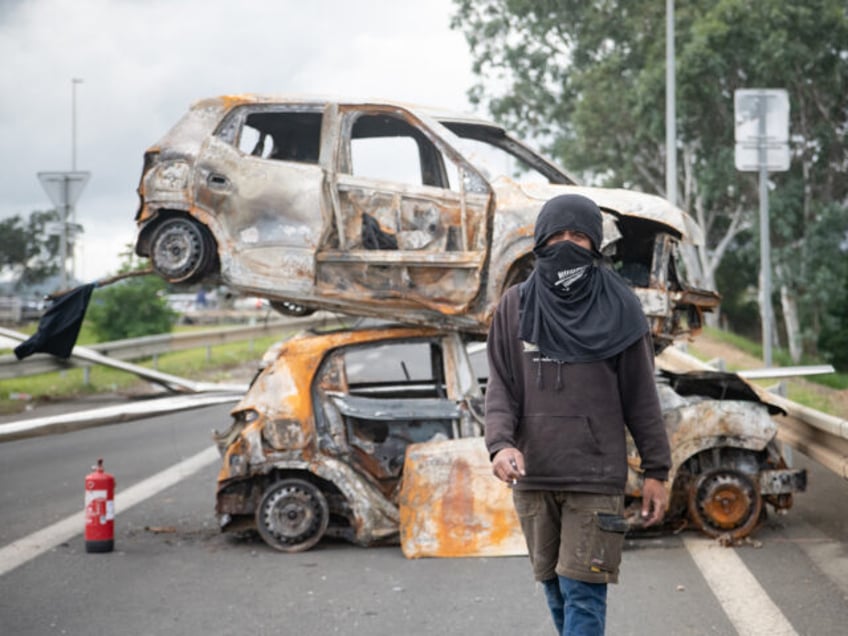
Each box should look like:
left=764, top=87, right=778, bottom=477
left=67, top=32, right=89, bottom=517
left=518, top=414, right=603, bottom=478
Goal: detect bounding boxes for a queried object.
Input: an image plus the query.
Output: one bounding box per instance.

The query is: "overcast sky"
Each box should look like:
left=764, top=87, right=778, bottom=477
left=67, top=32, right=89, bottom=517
left=0, top=0, right=478, bottom=282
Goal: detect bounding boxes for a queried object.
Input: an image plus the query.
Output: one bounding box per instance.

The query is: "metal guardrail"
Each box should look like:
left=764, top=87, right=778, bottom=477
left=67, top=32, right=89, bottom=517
left=659, top=346, right=848, bottom=481
left=0, top=297, right=43, bottom=323
left=0, top=312, right=345, bottom=381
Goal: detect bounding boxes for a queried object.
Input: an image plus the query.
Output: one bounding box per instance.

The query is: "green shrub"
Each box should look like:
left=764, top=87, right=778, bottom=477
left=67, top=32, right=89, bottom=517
left=85, top=275, right=176, bottom=341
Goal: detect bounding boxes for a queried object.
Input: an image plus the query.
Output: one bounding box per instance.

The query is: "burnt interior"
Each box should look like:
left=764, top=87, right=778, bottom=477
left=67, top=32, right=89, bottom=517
left=240, top=111, right=322, bottom=163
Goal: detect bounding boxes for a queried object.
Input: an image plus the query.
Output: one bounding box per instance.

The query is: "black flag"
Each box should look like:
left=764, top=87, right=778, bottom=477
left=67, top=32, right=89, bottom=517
left=14, top=283, right=96, bottom=360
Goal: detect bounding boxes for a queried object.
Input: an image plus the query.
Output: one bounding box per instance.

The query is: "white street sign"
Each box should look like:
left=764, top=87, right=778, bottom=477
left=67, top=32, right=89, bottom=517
left=734, top=144, right=791, bottom=172
left=734, top=89, right=789, bottom=144
left=734, top=89, right=790, bottom=173
left=37, top=171, right=90, bottom=208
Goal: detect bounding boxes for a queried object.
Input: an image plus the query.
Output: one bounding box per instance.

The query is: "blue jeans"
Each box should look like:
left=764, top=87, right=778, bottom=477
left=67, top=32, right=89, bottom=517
left=542, top=575, right=607, bottom=635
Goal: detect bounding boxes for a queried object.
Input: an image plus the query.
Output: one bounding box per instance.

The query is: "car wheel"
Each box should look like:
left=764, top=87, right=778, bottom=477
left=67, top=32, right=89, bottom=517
left=687, top=468, right=763, bottom=540
left=149, top=217, right=216, bottom=284
left=270, top=300, right=316, bottom=317
left=256, top=478, right=329, bottom=552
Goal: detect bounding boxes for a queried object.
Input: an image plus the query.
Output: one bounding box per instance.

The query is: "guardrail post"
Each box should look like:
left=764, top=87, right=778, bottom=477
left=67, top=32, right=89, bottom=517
left=83, top=366, right=91, bottom=386
left=768, top=381, right=788, bottom=397
left=707, top=357, right=726, bottom=371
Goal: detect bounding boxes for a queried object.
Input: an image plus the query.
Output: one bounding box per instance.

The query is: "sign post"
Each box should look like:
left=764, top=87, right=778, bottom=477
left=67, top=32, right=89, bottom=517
left=37, top=171, right=90, bottom=290
left=734, top=89, right=790, bottom=367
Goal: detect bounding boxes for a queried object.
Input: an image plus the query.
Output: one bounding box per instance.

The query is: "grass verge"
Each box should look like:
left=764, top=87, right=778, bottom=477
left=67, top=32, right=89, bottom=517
left=701, top=326, right=848, bottom=390
left=0, top=333, right=282, bottom=416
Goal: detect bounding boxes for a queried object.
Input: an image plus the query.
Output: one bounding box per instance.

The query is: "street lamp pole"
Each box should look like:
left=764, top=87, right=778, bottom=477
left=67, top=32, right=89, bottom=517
left=67, top=78, right=84, bottom=284
left=665, top=0, right=677, bottom=206
left=72, top=78, right=83, bottom=171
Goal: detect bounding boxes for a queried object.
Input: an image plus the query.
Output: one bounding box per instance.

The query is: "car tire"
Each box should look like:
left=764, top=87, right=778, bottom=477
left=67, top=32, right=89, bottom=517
left=149, top=216, right=217, bottom=284
left=256, top=478, right=329, bottom=552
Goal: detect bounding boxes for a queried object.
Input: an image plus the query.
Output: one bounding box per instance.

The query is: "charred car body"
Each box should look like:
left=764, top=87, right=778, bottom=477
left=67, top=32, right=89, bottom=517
left=134, top=95, right=717, bottom=346
left=214, top=324, right=805, bottom=552
left=214, top=325, right=485, bottom=551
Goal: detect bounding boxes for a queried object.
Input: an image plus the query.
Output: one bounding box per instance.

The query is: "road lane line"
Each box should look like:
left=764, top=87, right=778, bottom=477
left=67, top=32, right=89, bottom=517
left=0, top=445, right=219, bottom=577
left=683, top=536, right=798, bottom=635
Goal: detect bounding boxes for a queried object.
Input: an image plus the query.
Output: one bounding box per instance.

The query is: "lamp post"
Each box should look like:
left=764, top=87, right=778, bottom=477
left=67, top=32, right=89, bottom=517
left=68, top=78, right=84, bottom=283
left=665, top=0, right=677, bottom=206
left=72, top=78, right=83, bottom=171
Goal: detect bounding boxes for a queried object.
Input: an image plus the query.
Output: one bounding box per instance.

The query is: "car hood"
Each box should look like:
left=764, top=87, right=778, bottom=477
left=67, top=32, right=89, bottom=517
left=492, top=179, right=704, bottom=246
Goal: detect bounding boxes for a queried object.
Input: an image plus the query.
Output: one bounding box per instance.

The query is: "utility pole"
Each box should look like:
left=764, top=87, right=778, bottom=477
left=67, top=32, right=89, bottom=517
left=72, top=78, right=83, bottom=170
left=665, top=0, right=677, bottom=206
left=69, top=78, right=84, bottom=280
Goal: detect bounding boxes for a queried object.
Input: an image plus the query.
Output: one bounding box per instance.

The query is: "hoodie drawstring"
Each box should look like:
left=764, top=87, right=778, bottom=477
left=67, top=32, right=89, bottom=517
left=536, top=358, right=544, bottom=389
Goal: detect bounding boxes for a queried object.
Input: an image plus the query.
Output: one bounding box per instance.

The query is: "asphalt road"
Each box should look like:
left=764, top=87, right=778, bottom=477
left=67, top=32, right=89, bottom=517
left=2, top=403, right=848, bottom=635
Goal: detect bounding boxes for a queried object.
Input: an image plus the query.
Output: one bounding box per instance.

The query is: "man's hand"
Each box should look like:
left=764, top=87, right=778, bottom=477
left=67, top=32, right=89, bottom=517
left=492, top=448, right=525, bottom=484
left=640, top=477, right=668, bottom=527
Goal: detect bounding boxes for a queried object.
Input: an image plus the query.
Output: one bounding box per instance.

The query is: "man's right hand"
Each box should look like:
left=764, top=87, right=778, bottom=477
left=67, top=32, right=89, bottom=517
left=492, top=448, right=526, bottom=483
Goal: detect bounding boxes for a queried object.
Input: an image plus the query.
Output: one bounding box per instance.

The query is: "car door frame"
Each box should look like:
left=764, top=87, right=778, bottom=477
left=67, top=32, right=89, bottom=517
left=316, top=104, right=494, bottom=315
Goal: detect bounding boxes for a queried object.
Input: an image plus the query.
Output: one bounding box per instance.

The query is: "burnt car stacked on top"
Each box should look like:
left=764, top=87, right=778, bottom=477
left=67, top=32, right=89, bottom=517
left=135, top=95, right=805, bottom=552
left=134, top=95, right=716, bottom=346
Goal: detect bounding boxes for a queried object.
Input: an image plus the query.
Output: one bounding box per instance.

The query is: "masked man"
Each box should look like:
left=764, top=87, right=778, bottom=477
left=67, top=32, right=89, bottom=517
left=485, top=194, right=671, bottom=635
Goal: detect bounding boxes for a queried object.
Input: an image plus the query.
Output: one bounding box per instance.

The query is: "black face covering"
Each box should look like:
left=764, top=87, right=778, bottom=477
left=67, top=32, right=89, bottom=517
left=518, top=197, right=649, bottom=363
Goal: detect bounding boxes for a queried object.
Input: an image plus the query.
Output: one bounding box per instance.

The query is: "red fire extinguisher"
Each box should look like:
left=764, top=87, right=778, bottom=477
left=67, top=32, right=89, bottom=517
left=84, top=458, right=115, bottom=553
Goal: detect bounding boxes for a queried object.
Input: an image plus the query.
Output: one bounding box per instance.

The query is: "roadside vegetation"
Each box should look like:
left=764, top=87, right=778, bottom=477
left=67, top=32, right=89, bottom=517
left=0, top=322, right=283, bottom=415
left=2, top=322, right=845, bottom=418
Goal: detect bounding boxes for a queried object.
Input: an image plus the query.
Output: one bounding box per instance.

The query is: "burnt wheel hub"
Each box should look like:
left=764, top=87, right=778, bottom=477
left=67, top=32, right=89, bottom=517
left=688, top=468, right=762, bottom=539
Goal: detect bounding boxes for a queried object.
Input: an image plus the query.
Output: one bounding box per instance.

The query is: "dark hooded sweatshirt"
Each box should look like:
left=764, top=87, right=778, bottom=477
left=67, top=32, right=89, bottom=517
left=484, top=284, right=671, bottom=494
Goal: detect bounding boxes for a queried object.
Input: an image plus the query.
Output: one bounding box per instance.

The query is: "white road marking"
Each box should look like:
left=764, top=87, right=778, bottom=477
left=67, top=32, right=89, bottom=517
left=683, top=536, right=798, bottom=635
left=0, top=445, right=219, bottom=577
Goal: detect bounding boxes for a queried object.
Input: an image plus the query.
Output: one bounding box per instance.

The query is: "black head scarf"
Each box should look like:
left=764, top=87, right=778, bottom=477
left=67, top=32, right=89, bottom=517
left=518, top=194, right=649, bottom=362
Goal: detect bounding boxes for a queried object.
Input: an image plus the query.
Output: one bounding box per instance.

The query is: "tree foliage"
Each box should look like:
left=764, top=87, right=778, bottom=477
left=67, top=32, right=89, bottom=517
left=0, top=210, right=61, bottom=289
left=85, top=252, right=176, bottom=342
left=452, top=0, right=848, bottom=359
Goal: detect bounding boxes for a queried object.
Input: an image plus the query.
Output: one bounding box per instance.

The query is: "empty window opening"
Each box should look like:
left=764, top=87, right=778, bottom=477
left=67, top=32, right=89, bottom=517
left=236, top=111, right=322, bottom=164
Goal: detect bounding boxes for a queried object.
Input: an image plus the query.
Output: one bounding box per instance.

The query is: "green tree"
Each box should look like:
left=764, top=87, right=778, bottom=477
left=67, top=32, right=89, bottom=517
left=451, top=0, right=848, bottom=361
left=85, top=252, right=176, bottom=342
left=818, top=261, right=848, bottom=371
left=0, top=210, right=61, bottom=289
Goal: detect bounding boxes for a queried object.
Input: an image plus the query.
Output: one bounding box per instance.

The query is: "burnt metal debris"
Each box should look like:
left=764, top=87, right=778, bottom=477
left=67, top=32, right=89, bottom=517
left=135, top=95, right=802, bottom=552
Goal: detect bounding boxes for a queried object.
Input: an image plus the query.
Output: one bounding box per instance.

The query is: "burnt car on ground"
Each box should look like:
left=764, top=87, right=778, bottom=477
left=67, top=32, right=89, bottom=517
left=214, top=324, right=805, bottom=553
left=214, top=324, right=485, bottom=552
left=134, top=95, right=717, bottom=346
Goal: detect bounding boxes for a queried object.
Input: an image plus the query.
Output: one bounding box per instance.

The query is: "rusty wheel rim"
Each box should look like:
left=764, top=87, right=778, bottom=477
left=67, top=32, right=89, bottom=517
left=688, top=468, right=762, bottom=540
